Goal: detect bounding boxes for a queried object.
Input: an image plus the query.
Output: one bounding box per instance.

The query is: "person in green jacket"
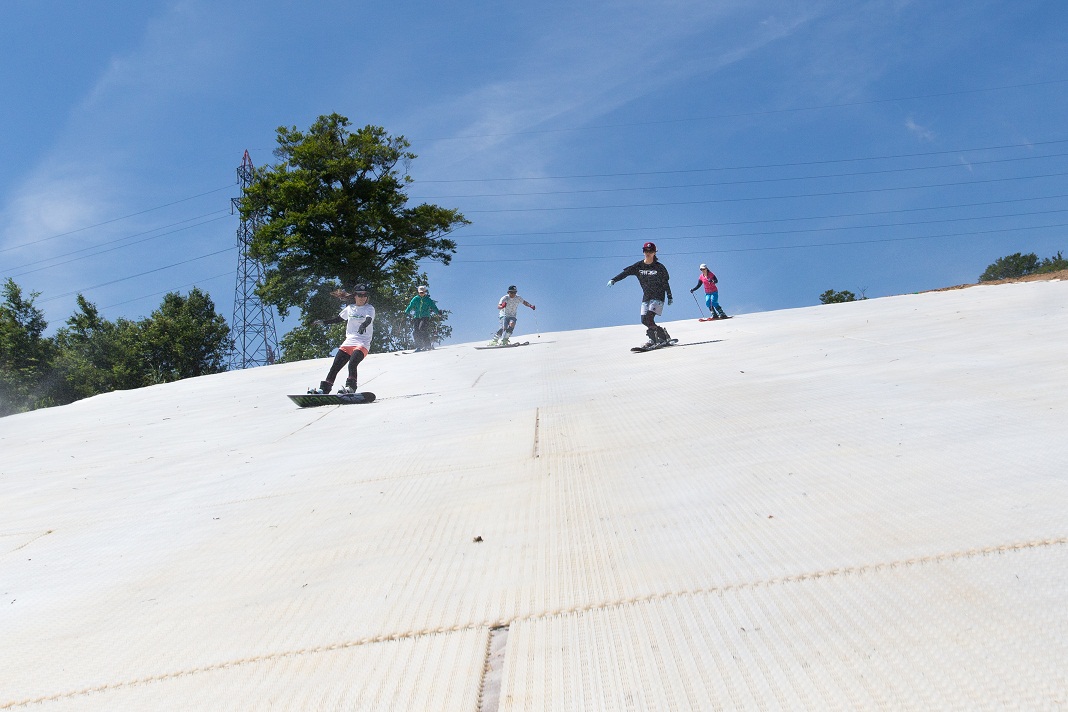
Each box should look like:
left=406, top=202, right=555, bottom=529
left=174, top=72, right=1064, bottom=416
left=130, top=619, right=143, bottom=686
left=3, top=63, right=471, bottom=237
left=404, top=285, right=442, bottom=351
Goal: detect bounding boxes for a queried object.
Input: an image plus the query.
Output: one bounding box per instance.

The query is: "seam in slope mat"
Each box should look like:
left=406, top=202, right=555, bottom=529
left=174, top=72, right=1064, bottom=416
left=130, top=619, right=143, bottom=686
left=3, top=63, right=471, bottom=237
left=478, top=625, right=510, bottom=712
left=4, top=536, right=1063, bottom=710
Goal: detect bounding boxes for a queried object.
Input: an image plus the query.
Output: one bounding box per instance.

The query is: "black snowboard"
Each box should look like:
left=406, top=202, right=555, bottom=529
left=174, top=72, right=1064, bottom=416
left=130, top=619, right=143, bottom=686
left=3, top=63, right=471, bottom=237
left=631, top=338, right=679, bottom=353
left=288, top=392, right=376, bottom=407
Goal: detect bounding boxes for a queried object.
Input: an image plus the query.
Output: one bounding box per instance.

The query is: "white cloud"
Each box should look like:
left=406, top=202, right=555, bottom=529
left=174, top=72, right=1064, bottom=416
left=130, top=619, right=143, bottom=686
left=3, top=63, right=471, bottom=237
left=407, top=2, right=830, bottom=180
left=905, top=116, right=936, bottom=141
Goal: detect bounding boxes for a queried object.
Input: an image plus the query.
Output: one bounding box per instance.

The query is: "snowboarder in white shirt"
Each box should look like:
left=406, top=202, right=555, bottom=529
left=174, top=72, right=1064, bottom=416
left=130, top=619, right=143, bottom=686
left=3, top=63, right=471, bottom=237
left=489, top=285, right=535, bottom=346
left=310, top=284, right=375, bottom=394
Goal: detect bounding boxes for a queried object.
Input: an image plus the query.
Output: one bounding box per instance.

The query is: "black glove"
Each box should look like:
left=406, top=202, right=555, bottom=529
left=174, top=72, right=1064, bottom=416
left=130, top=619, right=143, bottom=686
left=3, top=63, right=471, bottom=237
left=357, top=325, right=366, bottom=334
left=667, top=297, right=673, bottom=306
left=690, top=287, right=696, bottom=293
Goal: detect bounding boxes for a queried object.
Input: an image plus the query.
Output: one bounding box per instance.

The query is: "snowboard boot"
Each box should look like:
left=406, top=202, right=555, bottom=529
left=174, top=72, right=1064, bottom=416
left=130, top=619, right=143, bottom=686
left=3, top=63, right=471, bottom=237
left=338, top=378, right=358, bottom=395
left=309, top=380, right=333, bottom=395
left=656, top=327, right=671, bottom=344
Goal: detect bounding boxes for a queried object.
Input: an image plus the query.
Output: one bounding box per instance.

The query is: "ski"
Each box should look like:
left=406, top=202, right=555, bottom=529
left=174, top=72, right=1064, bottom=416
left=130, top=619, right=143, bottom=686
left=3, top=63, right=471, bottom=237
left=288, top=392, right=376, bottom=408
left=631, top=338, right=679, bottom=353
left=698, top=316, right=732, bottom=322
left=475, top=341, right=530, bottom=350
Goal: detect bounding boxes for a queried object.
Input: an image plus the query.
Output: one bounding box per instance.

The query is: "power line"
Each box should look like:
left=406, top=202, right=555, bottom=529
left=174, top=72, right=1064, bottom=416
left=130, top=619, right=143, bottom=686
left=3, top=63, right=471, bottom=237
left=413, top=151, right=1068, bottom=200
left=9, top=213, right=231, bottom=277
left=453, top=193, right=1068, bottom=239
left=457, top=171, right=1068, bottom=214
left=0, top=183, right=235, bottom=255
left=414, top=137, right=1068, bottom=184
left=40, top=247, right=236, bottom=304
left=452, top=222, right=1068, bottom=263
left=101, top=272, right=233, bottom=310
left=417, top=78, right=1068, bottom=141
left=457, top=206, right=1068, bottom=248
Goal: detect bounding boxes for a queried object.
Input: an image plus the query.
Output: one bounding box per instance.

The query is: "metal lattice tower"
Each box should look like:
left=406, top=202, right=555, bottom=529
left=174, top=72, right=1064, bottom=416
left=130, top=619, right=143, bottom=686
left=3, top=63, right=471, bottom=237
left=228, top=150, right=279, bottom=369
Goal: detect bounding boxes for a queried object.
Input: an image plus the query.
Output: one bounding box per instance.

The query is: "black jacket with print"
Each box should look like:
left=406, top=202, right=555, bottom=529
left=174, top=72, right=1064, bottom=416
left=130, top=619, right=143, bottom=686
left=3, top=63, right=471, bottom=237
left=611, top=259, right=672, bottom=303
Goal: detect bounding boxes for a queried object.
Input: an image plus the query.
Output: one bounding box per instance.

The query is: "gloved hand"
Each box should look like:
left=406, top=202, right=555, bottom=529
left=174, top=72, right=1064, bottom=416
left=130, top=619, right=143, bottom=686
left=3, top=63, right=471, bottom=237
left=667, top=297, right=673, bottom=306
left=357, top=325, right=367, bottom=335
left=530, top=304, right=536, bottom=310
left=690, top=287, right=697, bottom=293
left=607, top=280, right=615, bottom=287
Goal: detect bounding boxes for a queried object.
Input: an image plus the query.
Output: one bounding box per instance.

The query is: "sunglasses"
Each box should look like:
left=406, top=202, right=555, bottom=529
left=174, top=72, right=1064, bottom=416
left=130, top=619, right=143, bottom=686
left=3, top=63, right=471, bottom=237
left=353, top=292, right=369, bottom=298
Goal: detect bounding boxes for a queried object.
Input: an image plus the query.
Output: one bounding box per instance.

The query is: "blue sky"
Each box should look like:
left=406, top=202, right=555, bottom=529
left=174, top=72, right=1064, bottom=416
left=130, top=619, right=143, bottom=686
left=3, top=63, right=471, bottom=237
left=2, top=0, right=1067, bottom=349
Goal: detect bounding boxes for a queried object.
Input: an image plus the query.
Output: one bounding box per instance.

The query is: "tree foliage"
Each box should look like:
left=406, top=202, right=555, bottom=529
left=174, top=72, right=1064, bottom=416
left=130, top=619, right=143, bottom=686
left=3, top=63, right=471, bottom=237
left=979, top=251, right=1068, bottom=282
left=240, top=114, right=469, bottom=322
left=139, top=288, right=231, bottom=382
left=819, top=289, right=859, bottom=304
left=979, top=252, right=1040, bottom=281
left=0, top=279, right=54, bottom=415
left=0, top=282, right=232, bottom=417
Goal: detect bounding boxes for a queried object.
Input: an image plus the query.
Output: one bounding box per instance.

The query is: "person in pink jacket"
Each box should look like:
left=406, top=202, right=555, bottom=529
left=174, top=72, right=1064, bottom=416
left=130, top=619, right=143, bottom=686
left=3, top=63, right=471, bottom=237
left=690, top=264, right=728, bottom=319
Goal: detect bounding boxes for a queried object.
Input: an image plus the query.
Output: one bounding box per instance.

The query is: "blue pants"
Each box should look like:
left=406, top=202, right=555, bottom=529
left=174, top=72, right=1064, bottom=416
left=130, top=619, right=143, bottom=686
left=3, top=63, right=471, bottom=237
left=704, top=292, right=726, bottom=316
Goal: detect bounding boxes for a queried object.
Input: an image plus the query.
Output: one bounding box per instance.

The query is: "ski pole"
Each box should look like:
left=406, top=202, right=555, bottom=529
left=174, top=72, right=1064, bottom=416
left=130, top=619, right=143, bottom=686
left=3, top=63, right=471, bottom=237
left=532, top=309, right=542, bottom=338
left=690, top=291, right=706, bottom=317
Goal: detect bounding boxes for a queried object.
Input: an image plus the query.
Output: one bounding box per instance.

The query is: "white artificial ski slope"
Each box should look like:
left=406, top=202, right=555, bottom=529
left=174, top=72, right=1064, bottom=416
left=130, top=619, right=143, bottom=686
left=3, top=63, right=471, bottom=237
left=1, top=281, right=1067, bottom=711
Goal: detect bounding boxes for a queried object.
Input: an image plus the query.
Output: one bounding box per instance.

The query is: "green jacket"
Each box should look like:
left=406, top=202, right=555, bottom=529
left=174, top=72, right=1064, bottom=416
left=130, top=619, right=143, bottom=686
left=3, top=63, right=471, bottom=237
left=405, top=295, right=440, bottom=318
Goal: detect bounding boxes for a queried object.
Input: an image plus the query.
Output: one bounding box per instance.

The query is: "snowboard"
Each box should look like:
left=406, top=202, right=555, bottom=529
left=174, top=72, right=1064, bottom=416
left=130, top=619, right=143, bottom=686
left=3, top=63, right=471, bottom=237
left=631, top=338, right=679, bottom=353
left=288, top=392, right=376, bottom=408
left=698, top=316, right=732, bottom=322
left=475, top=341, right=530, bottom=350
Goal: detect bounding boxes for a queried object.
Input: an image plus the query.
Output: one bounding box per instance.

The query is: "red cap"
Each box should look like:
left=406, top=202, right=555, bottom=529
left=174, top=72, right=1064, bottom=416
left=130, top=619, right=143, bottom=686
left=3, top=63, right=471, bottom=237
left=643, top=242, right=656, bottom=252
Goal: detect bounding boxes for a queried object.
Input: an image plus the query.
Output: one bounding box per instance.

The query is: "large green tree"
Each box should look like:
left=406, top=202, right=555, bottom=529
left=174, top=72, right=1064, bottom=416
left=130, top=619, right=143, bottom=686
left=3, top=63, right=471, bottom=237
left=240, top=114, right=468, bottom=324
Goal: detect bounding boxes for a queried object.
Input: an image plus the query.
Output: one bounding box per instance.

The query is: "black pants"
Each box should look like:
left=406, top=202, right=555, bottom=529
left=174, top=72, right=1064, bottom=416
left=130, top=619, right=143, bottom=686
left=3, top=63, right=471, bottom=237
left=324, top=348, right=365, bottom=387
left=412, top=317, right=431, bottom=349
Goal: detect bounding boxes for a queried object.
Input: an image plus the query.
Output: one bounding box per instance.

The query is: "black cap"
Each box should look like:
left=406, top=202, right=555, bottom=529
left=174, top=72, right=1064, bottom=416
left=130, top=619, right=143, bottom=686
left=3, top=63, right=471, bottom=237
left=351, top=284, right=369, bottom=294
left=508, top=285, right=517, bottom=291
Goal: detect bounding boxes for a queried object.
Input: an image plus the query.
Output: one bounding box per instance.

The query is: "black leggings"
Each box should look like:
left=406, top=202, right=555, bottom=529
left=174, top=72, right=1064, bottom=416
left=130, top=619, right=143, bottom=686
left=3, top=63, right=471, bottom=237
left=325, top=348, right=365, bottom=386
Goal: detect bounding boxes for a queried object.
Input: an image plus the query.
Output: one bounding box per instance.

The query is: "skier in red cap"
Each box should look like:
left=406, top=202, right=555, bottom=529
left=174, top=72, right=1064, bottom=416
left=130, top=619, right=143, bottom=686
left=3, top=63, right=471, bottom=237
left=607, top=242, right=674, bottom=348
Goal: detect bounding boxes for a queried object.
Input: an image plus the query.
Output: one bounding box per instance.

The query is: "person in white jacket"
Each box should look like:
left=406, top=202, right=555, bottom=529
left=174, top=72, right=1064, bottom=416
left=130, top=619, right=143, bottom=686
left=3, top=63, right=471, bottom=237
left=489, top=285, right=535, bottom=346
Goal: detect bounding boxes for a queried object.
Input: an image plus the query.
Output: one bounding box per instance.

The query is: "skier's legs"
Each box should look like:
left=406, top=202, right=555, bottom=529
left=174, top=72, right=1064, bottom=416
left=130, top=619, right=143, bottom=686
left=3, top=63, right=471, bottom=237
left=323, top=350, right=352, bottom=390
left=711, top=292, right=727, bottom=317
left=413, top=317, right=429, bottom=349
left=503, top=316, right=517, bottom=338
left=345, top=348, right=366, bottom=389
left=705, top=293, right=714, bottom=314
left=640, top=300, right=665, bottom=341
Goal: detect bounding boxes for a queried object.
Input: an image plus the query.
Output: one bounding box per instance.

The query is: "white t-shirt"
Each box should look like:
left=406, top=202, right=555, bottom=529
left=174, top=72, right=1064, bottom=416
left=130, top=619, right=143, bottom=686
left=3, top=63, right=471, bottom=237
left=339, top=303, right=375, bottom=349
left=498, top=294, right=527, bottom=318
